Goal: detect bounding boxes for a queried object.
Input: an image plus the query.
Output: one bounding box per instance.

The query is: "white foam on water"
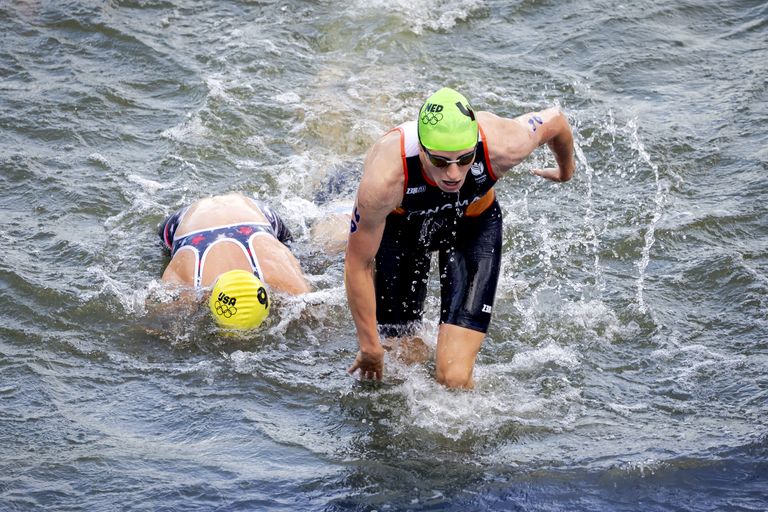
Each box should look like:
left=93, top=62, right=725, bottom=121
left=85, top=265, right=151, bottom=315
left=252, top=38, right=282, bottom=56
left=249, top=413, right=347, bottom=459
left=266, top=287, right=349, bottom=336
left=107, top=350, right=219, bottom=380
left=227, top=349, right=260, bottom=372
left=503, top=341, right=581, bottom=374
left=606, top=401, right=651, bottom=418
left=274, top=91, right=302, bottom=105
left=203, top=76, right=230, bottom=101
left=562, top=298, right=622, bottom=340
left=650, top=342, right=749, bottom=390
left=282, top=196, right=323, bottom=233
left=87, top=152, right=111, bottom=169
left=355, top=0, right=485, bottom=35
left=161, top=113, right=210, bottom=144
left=125, top=173, right=165, bottom=195
left=104, top=170, right=177, bottom=243
left=378, top=340, right=582, bottom=441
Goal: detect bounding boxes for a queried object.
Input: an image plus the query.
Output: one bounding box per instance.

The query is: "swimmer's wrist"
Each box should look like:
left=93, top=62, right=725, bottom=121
left=359, top=337, right=384, bottom=357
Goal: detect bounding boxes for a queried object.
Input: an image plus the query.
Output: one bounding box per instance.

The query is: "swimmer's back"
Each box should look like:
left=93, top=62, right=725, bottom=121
left=176, top=193, right=269, bottom=236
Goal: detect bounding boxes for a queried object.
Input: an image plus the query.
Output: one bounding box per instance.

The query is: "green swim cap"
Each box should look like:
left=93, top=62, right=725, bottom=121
left=417, top=88, right=479, bottom=152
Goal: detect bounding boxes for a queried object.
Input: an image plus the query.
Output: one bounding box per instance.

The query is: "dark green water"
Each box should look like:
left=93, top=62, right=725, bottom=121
left=1, top=1, right=766, bottom=510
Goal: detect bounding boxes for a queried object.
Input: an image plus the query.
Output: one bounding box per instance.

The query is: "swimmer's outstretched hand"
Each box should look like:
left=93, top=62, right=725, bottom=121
left=347, top=348, right=384, bottom=381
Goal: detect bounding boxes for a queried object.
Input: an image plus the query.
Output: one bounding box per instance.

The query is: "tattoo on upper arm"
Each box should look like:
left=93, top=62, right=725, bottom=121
left=528, top=115, right=544, bottom=132
left=350, top=206, right=361, bottom=233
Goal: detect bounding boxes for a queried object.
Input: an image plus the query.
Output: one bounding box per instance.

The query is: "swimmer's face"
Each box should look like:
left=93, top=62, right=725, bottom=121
left=419, top=145, right=477, bottom=193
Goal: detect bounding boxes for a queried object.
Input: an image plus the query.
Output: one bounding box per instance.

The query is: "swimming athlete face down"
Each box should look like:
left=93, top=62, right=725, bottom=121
left=418, top=144, right=478, bottom=193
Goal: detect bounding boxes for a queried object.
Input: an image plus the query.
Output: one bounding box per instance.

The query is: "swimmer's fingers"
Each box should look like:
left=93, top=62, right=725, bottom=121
left=346, top=356, right=361, bottom=375
left=347, top=351, right=383, bottom=381
left=531, top=167, right=553, bottom=178
left=531, top=167, right=569, bottom=182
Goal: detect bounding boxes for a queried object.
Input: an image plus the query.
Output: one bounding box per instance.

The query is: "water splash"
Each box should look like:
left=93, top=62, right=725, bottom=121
left=573, top=138, right=602, bottom=290
left=628, top=119, right=667, bottom=313
left=354, top=0, right=485, bottom=35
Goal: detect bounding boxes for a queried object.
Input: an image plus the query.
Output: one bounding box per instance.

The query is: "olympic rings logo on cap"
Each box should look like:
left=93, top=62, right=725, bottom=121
left=257, top=287, right=268, bottom=307
left=214, top=300, right=238, bottom=318
left=420, top=112, right=443, bottom=125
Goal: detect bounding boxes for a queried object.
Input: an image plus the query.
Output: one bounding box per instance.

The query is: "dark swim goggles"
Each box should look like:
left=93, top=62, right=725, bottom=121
left=421, top=145, right=477, bottom=168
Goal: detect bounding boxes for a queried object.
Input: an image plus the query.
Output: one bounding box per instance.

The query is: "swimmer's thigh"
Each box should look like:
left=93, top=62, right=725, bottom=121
left=374, top=218, right=431, bottom=338
left=438, top=201, right=503, bottom=332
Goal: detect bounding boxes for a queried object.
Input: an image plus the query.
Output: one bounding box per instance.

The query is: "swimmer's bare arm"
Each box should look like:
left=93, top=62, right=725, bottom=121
left=478, top=108, right=575, bottom=181
left=161, top=251, right=194, bottom=285
left=345, top=132, right=404, bottom=381
left=146, top=264, right=201, bottom=335
left=254, top=239, right=311, bottom=295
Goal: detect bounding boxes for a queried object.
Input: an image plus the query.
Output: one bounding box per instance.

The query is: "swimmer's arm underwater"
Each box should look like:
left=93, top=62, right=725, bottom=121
left=142, top=284, right=205, bottom=337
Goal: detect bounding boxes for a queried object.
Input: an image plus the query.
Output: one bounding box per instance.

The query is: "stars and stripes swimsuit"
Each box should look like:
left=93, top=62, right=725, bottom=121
left=157, top=199, right=292, bottom=287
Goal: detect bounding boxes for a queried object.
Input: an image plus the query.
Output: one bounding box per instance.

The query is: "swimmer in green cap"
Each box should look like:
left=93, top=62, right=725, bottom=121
left=345, top=87, right=575, bottom=388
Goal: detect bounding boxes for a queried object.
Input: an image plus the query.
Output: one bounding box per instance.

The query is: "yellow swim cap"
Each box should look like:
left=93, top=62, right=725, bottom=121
left=209, top=269, right=270, bottom=330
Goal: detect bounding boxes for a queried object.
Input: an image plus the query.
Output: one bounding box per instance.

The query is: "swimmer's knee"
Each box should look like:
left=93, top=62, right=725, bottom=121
left=435, top=364, right=474, bottom=389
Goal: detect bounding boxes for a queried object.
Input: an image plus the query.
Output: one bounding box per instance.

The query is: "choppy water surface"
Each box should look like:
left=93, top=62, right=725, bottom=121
left=1, top=1, right=766, bottom=510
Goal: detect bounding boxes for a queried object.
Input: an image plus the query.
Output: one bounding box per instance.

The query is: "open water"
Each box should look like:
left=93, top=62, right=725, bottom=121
left=1, top=1, right=767, bottom=510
